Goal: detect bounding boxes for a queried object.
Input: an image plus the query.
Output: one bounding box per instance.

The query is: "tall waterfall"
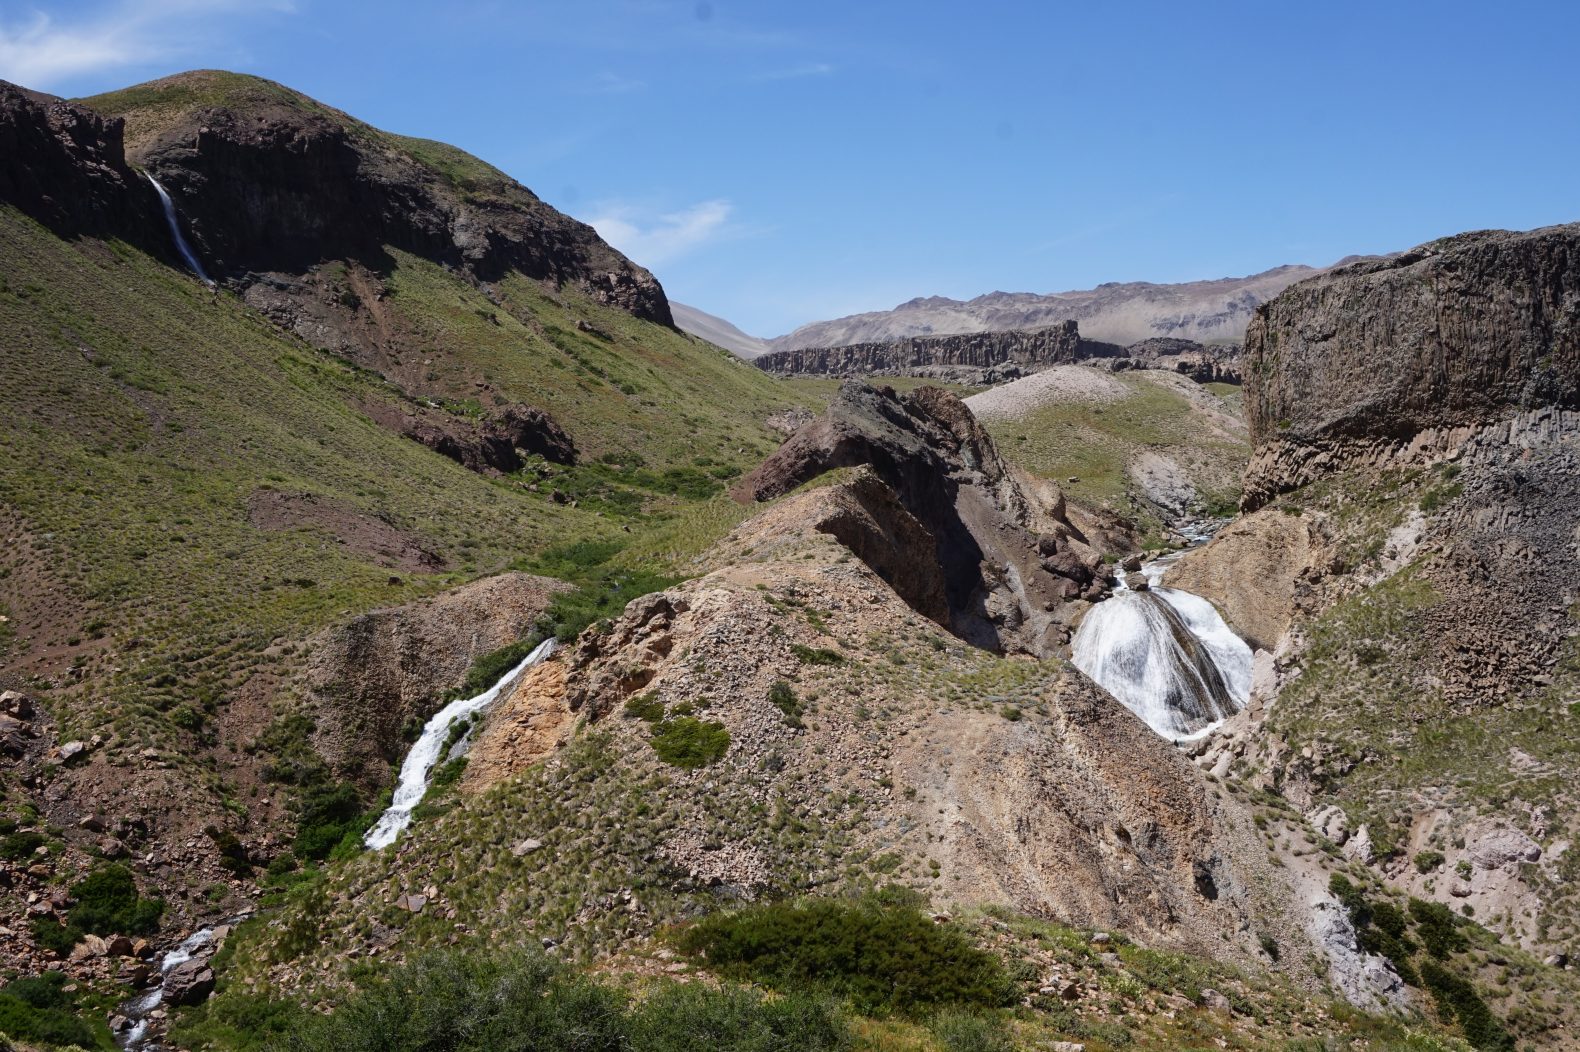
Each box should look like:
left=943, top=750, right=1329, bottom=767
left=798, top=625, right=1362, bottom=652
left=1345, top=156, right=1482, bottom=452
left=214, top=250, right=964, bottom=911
left=364, top=638, right=557, bottom=850
left=145, top=174, right=214, bottom=285
left=1071, top=558, right=1251, bottom=740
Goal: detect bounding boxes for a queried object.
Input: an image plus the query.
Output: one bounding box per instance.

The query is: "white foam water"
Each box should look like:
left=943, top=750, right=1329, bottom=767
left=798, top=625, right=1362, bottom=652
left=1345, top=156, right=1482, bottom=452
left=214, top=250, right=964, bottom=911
left=145, top=174, right=214, bottom=285
left=364, top=638, right=556, bottom=849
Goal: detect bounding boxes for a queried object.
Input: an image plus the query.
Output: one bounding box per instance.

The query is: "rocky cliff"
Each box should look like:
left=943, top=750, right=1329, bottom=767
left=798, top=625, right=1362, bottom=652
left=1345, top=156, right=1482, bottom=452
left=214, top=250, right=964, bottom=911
left=1241, top=224, right=1580, bottom=508
left=754, top=320, right=1123, bottom=377
left=733, top=383, right=1106, bottom=654
left=81, top=71, right=672, bottom=325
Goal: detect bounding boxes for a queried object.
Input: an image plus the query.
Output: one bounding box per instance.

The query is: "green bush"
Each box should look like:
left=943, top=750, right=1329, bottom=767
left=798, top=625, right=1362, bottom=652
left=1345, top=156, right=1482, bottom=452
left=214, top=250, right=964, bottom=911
left=624, top=693, right=667, bottom=722
left=293, top=783, right=370, bottom=861
left=448, top=636, right=547, bottom=700
left=1410, top=898, right=1468, bottom=959
left=766, top=682, right=803, bottom=727
left=675, top=892, right=1015, bottom=1016
left=30, top=915, right=84, bottom=955
left=649, top=717, right=730, bottom=768
left=69, top=863, right=164, bottom=935
left=0, top=828, right=45, bottom=860
left=1413, top=850, right=1445, bottom=874
left=790, top=644, right=844, bottom=666
left=1419, top=959, right=1513, bottom=1051
left=0, top=971, right=109, bottom=1049
left=263, top=947, right=848, bottom=1052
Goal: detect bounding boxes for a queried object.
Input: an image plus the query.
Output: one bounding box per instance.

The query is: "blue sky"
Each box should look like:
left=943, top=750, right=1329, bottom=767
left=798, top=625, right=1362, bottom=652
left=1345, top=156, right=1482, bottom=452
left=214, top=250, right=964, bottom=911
left=4, top=1, right=1577, bottom=337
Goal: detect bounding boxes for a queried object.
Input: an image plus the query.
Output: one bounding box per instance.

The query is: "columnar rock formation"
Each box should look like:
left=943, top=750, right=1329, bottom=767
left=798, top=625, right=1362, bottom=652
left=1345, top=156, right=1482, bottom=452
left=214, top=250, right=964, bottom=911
left=1241, top=224, right=1580, bottom=509
left=754, top=320, right=1124, bottom=377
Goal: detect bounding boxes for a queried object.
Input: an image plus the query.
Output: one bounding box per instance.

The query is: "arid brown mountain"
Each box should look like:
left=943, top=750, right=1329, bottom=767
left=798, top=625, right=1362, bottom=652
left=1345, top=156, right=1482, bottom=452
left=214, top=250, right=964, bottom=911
left=754, top=320, right=1124, bottom=381
left=671, top=300, right=770, bottom=358
left=772, top=264, right=1328, bottom=351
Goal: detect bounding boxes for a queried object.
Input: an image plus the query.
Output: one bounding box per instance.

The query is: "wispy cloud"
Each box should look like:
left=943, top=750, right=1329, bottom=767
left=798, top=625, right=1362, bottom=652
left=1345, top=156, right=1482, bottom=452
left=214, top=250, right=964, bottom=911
left=0, top=0, right=292, bottom=90
left=587, top=199, right=736, bottom=266
left=578, top=70, right=647, bottom=95
left=752, top=61, right=834, bottom=82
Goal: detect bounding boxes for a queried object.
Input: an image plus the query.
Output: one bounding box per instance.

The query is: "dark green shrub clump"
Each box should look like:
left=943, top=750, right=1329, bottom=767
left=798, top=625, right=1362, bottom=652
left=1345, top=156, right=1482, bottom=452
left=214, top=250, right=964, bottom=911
left=624, top=692, right=667, bottom=722
left=69, top=863, right=164, bottom=935
left=1419, top=960, right=1513, bottom=1051
left=0, top=828, right=46, bottom=860
left=448, top=635, right=547, bottom=700
left=1413, top=849, right=1445, bottom=874
left=1409, top=897, right=1468, bottom=959
left=676, top=892, right=1016, bottom=1016
left=790, top=644, right=844, bottom=666
left=263, top=947, right=847, bottom=1052
left=649, top=717, right=730, bottom=768
left=293, top=783, right=371, bottom=861
left=0, top=971, right=109, bottom=1049
left=766, top=681, right=803, bottom=727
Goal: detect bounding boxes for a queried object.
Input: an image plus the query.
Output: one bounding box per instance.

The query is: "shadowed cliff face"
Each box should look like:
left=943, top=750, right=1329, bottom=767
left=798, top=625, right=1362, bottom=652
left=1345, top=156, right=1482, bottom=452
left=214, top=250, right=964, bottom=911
left=81, top=71, right=672, bottom=326
left=734, top=383, right=1106, bottom=654
left=1242, top=223, right=1580, bottom=508
left=0, top=81, right=166, bottom=248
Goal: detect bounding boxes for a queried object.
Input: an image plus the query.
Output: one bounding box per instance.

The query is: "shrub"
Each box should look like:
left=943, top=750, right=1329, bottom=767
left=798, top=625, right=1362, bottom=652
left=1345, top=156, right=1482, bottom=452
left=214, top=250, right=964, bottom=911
left=929, top=1010, right=1014, bottom=1052
left=449, top=635, right=548, bottom=700
left=0, top=971, right=107, bottom=1049
left=1410, top=897, right=1468, bottom=959
left=29, top=915, right=84, bottom=955
left=790, top=644, right=844, bottom=666
left=262, top=947, right=849, bottom=1052
left=69, top=863, right=164, bottom=936
left=293, top=783, right=369, bottom=861
left=624, top=693, right=667, bottom=722
left=767, top=682, right=803, bottom=727
left=1414, top=850, right=1445, bottom=874
left=675, top=892, right=1015, bottom=1016
left=208, top=826, right=252, bottom=875
left=650, top=717, right=730, bottom=768
left=1419, top=959, right=1513, bottom=1051
left=0, top=828, right=45, bottom=860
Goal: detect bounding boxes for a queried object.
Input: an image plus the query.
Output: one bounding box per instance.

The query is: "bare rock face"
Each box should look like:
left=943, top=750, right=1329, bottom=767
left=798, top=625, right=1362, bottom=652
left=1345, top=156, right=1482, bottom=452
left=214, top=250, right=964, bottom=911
left=1242, top=224, right=1580, bottom=508
left=1166, top=506, right=1313, bottom=651
left=297, top=572, right=569, bottom=782
left=733, top=382, right=1103, bottom=654
left=1113, top=338, right=1243, bottom=385
left=163, top=958, right=216, bottom=1006
left=755, top=321, right=1124, bottom=377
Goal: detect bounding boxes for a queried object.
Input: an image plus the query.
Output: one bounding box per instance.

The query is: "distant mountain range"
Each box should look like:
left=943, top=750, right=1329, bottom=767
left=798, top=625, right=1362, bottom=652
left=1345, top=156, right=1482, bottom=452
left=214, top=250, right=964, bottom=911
left=676, top=262, right=1374, bottom=357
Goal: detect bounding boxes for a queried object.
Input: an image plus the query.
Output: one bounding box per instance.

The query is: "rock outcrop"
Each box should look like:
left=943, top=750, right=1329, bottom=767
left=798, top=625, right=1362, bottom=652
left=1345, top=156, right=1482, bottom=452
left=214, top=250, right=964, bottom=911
left=363, top=400, right=577, bottom=474
left=82, top=71, right=672, bottom=325
left=733, top=383, right=1105, bottom=654
left=1111, top=338, right=1243, bottom=385
left=755, top=321, right=1124, bottom=378
left=1241, top=224, right=1580, bottom=508
left=0, top=80, right=164, bottom=246
left=297, top=572, right=568, bottom=782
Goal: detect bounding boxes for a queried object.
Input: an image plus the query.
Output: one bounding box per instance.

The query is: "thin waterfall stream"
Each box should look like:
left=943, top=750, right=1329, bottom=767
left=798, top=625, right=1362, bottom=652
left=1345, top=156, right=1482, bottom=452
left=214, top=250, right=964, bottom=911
left=364, top=638, right=557, bottom=850
left=1071, top=541, right=1252, bottom=742
left=145, top=173, right=214, bottom=285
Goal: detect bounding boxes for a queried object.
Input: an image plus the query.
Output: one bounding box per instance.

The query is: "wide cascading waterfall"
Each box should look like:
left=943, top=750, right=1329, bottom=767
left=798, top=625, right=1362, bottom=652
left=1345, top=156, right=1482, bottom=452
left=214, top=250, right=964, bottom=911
left=145, top=174, right=214, bottom=285
left=1071, top=567, right=1252, bottom=741
left=364, top=638, right=556, bottom=849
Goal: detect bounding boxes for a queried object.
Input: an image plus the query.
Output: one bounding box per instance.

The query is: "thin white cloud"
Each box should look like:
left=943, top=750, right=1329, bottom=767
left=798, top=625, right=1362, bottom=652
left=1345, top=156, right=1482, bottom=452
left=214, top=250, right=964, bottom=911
left=578, top=70, right=647, bottom=95
left=0, top=0, right=292, bottom=91
left=587, top=199, right=735, bottom=266
left=752, top=61, right=834, bottom=82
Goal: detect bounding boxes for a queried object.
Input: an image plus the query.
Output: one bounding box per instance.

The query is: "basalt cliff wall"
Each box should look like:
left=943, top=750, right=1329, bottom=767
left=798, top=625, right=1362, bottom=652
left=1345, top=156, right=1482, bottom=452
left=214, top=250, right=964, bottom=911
left=1241, top=223, right=1580, bottom=508
left=755, top=320, right=1124, bottom=377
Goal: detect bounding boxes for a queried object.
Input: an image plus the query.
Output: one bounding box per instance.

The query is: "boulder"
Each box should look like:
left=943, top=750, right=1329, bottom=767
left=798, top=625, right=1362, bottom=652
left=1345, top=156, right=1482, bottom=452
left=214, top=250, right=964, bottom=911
left=162, top=959, right=215, bottom=1006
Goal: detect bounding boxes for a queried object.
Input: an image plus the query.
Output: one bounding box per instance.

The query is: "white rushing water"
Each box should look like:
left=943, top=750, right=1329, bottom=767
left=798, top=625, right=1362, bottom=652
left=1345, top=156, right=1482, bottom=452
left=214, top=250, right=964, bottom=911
left=1071, top=554, right=1252, bottom=741
left=120, top=926, right=217, bottom=1049
left=145, top=174, right=214, bottom=286
left=364, top=638, right=557, bottom=849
